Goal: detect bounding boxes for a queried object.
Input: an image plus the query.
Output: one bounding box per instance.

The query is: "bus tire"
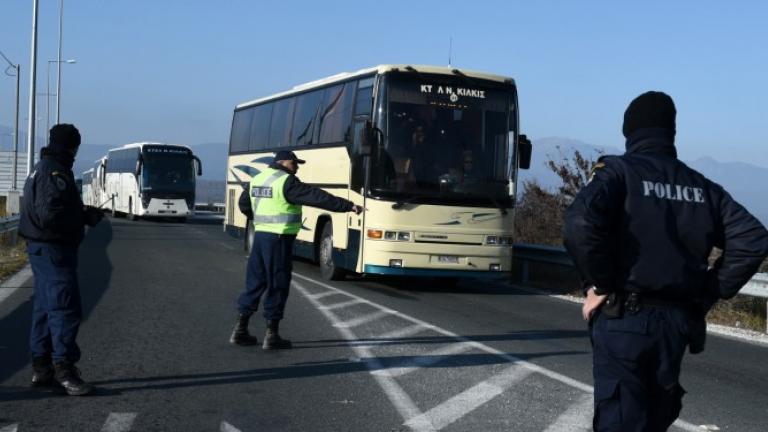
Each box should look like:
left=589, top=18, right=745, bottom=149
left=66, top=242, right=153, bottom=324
left=319, top=222, right=345, bottom=281
left=127, top=198, right=137, bottom=221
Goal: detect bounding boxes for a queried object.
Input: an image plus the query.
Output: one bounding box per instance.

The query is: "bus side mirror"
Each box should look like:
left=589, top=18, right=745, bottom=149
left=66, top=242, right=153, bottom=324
left=518, top=134, right=532, bottom=170
left=134, top=158, right=142, bottom=177
left=358, top=120, right=379, bottom=156
left=194, top=156, right=203, bottom=176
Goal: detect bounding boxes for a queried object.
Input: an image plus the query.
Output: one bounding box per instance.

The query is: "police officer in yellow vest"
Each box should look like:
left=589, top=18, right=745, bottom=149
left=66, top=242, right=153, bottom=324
left=231, top=150, right=363, bottom=349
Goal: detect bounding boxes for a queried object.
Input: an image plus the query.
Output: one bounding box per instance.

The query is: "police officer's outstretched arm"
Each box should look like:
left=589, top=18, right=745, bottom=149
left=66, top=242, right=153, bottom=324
left=712, top=189, right=768, bottom=299
left=284, top=176, right=362, bottom=213
left=563, top=159, right=624, bottom=294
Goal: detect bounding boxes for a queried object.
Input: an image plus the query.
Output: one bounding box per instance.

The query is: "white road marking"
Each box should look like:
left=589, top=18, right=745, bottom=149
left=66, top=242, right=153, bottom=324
left=542, top=393, right=593, bottom=432
left=404, top=365, right=532, bottom=430
left=319, top=298, right=365, bottom=311
left=294, top=281, right=431, bottom=432
left=100, top=413, right=137, bottom=432
left=0, top=424, right=18, bottom=432
left=220, top=421, right=243, bottom=432
left=293, top=272, right=707, bottom=432
left=307, top=290, right=341, bottom=300
left=372, top=341, right=475, bottom=378
left=377, top=323, right=427, bottom=340
left=0, top=265, right=32, bottom=306
left=333, top=310, right=390, bottom=329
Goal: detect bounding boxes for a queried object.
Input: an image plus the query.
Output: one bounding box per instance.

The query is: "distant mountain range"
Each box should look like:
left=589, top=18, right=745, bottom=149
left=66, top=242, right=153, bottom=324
left=522, top=137, right=768, bottom=226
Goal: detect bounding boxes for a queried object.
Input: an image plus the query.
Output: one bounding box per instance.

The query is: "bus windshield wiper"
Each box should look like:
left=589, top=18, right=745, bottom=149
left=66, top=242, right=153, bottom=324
left=391, top=195, right=431, bottom=209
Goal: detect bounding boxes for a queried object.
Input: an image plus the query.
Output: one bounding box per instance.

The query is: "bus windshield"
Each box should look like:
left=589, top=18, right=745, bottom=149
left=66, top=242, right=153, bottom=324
left=371, top=74, right=515, bottom=206
left=141, top=152, right=195, bottom=192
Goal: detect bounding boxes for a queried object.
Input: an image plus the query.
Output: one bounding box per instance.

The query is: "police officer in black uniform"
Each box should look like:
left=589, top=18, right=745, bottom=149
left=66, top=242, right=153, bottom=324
left=563, top=92, right=768, bottom=431
left=19, top=124, right=103, bottom=396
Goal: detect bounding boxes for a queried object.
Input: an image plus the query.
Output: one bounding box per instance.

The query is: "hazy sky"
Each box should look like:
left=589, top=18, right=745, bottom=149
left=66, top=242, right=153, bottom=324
left=1, top=1, right=766, bottom=166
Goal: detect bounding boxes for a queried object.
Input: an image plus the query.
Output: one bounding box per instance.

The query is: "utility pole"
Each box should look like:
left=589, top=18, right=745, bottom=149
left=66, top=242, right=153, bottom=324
left=27, top=0, right=40, bottom=176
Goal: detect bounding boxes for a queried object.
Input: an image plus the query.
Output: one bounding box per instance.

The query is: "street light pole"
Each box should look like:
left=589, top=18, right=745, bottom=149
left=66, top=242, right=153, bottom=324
left=26, top=0, right=40, bottom=176
left=45, top=59, right=75, bottom=145
left=55, top=0, right=64, bottom=123
left=0, top=50, right=21, bottom=189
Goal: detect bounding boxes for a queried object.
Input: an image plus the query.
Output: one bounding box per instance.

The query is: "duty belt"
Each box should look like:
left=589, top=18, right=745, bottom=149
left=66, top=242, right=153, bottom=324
left=622, top=292, right=691, bottom=314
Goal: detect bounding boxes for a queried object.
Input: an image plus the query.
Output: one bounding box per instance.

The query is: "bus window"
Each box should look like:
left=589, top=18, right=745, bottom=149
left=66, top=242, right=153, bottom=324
left=268, top=98, right=295, bottom=148
left=292, top=89, right=324, bottom=146
left=230, top=108, right=254, bottom=153
left=249, top=104, right=273, bottom=151
left=317, top=83, right=355, bottom=144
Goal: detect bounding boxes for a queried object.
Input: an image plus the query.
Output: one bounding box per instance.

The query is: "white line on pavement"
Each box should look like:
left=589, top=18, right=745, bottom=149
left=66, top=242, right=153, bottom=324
left=0, top=424, right=18, bottom=432
left=220, top=421, right=243, bottom=432
left=100, top=413, right=137, bottom=432
left=319, top=298, right=365, bottom=311
left=333, top=310, right=390, bottom=329
left=307, top=290, right=342, bottom=300
left=294, top=281, right=432, bottom=432
left=377, top=323, right=428, bottom=340
left=292, top=272, right=705, bottom=432
left=542, top=393, right=593, bottom=432
left=0, top=265, right=32, bottom=305
left=372, top=341, right=475, bottom=378
left=403, top=365, right=532, bottom=430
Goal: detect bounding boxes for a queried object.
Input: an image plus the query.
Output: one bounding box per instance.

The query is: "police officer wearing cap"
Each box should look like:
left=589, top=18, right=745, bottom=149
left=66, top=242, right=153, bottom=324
left=19, top=124, right=104, bottom=396
left=230, top=150, right=363, bottom=349
left=564, top=91, right=768, bottom=431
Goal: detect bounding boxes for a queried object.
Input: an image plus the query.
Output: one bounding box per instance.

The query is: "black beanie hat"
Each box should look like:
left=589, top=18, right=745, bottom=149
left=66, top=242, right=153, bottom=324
left=48, top=123, right=81, bottom=152
left=622, top=91, right=676, bottom=138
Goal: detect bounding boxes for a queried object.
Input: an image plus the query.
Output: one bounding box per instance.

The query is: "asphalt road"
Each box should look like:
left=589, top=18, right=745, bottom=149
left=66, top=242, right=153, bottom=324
left=0, top=216, right=766, bottom=431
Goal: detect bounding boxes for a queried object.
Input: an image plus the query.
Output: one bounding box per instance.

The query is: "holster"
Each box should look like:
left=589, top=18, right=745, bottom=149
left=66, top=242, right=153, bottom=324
left=601, top=292, right=623, bottom=319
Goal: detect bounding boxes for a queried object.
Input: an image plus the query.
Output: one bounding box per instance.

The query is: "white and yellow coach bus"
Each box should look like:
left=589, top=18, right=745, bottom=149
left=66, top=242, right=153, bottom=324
left=225, top=64, right=531, bottom=280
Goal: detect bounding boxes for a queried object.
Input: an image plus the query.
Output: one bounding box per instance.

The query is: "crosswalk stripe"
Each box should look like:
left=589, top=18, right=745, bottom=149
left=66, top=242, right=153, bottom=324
left=377, top=323, right=427, bottom=340
left=307, top=290, right=342, bottom=300
left=333, top=310, right=390, bottom=328
left=220, top=421, right=243, bottom=432
left=320, top=298, right=365, bottom=311
left=403, top=365, right=533, bottom=431
left=0, top=424, right=19, bottom=432
left=100, top=413, right=137, bottom=432
left=542, top=393, right=593, bottom=432
left=372, top=342, right=475, bottom=378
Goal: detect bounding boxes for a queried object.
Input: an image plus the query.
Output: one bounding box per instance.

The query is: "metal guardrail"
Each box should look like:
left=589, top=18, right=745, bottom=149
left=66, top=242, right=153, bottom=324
left=0, top=215, right=20, bottom=234
left=194, top=202, right=225, bottom=213
left=513, top=243, right=768, bottom=299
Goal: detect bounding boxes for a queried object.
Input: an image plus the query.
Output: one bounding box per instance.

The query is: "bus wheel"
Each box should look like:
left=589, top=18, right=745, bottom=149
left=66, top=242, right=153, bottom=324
left=319, top=222, right=345, bottom=281
left=127, top=198, right=137, bottom=221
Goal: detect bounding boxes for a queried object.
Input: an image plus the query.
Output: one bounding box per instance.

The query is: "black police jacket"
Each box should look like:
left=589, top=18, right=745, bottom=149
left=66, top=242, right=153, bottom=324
left=564, top=128, right=768, bottom=302
left=237, top=163, right=354, bottom=219
left=19, top=149, right=86, bottom=245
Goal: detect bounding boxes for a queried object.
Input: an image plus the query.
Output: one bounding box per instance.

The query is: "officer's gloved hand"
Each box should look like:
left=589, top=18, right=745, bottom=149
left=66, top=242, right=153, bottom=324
left=83, top=207, right=104, bottom=226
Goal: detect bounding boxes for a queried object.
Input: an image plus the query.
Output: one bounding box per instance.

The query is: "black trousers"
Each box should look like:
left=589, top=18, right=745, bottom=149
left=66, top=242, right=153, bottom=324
left=590, top=306, right=690, bottom=431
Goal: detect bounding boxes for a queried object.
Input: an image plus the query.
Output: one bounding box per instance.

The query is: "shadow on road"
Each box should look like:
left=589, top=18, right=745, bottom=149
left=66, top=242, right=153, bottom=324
left=0, top=220, right=114, bottom=395
left=291, top=329, right=589, bottom=350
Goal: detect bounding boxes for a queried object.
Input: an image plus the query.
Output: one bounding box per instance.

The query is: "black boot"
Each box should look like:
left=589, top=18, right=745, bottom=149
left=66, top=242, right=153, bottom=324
left=31, top=355, right=54, bottom=387
left=262, top=319, right=292, bottom=350
left=53, top=361, right=93, bottom=396
left=229, top=313, right=258, bottom=346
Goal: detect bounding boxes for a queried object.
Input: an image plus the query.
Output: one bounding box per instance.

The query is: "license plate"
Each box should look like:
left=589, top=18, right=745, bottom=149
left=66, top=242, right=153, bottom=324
left=437, top=255, right=459, bottom=264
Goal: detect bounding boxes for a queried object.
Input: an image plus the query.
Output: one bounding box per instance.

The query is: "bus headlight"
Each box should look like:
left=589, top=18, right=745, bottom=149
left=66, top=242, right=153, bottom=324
left=486, top=235, right=513, bottom=246
left=489, top=263, right=501, bottom=271
left=369, top=229, right=412, bottom=242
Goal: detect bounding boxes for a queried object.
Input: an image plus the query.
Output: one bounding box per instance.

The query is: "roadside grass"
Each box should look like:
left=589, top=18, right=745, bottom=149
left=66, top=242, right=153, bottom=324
left=0, top=195, right=6, bottom=217
left=513, top=260, right=767, bottom=333
left=0, top=236, right=27, bottom=282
